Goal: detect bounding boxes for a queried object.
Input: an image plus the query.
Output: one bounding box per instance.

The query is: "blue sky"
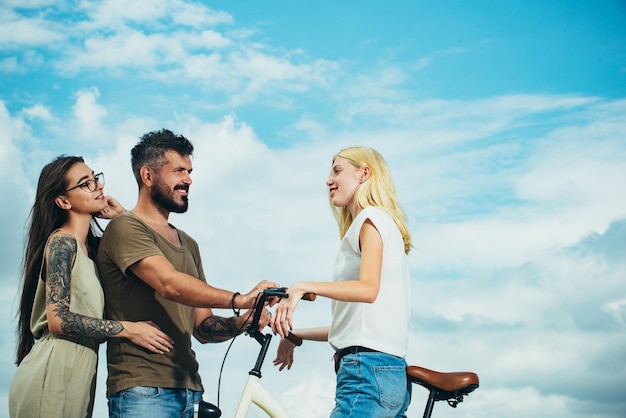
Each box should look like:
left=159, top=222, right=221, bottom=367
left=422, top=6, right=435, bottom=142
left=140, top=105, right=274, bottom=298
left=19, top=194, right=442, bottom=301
left=1, top=1, right=625, bottom=417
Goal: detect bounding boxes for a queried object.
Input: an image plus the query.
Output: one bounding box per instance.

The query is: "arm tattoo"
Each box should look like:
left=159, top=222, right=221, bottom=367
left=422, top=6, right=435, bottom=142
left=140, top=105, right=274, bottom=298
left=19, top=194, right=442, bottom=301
left=196, top=315, right=244, bottom=343
left=46, top=235, right=124, bottom=339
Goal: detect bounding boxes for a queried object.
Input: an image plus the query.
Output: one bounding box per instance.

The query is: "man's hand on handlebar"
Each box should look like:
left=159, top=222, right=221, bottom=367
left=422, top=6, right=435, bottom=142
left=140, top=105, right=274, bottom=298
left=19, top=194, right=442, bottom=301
left=238, top=280, right=280, bottom=309
left=242, top=307, right=273, bottom=331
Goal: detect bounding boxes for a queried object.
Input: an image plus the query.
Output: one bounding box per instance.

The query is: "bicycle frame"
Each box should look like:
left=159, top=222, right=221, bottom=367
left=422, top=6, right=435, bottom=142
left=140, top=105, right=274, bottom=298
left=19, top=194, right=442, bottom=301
left=235, top=374, right=288, bottom=417
left=233, top=325, right=288, bottom=417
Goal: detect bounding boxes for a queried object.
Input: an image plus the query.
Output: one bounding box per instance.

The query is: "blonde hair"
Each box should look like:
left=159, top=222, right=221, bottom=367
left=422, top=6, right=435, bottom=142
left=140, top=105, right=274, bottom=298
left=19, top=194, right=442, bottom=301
left=329, top=146, right=412, bottom=254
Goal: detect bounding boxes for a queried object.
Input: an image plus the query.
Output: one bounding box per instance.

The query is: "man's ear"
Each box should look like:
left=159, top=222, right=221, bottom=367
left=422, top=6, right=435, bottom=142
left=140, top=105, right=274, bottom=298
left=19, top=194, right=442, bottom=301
left=360, top=166, right=371, bottom=182
left=55, top=195, right=71, bottom=210
left=140, top=166, right=153, bottom=187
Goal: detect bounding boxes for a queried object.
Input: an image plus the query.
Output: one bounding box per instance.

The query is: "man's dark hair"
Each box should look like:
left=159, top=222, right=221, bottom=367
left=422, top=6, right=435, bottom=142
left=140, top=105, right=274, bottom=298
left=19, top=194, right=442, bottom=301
left=131, top=129, right=194, bottom=186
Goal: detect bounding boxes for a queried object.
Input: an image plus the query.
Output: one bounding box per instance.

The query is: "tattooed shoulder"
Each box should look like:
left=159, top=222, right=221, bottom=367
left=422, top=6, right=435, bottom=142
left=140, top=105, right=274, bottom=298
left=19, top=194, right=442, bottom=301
left=46, top=234, right=77, bottom=304
left=47, top=234, right=78, bottom=265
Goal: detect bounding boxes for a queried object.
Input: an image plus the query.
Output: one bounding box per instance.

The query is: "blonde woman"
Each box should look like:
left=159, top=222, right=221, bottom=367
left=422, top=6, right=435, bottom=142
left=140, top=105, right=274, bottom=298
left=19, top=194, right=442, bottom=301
left=271, top=146, right=413, bottom=417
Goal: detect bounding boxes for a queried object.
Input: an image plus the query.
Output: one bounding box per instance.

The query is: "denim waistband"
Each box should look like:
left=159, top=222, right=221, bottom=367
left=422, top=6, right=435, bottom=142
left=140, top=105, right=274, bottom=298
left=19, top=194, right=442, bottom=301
left=336, top=345, right=379, bottom=363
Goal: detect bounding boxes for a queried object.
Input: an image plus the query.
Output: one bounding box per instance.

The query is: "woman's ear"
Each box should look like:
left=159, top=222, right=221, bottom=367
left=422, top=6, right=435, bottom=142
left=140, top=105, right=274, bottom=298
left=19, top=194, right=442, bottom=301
left=360, top=166, right=371, bottom=182
left=55, top=195, right=71, bottom=210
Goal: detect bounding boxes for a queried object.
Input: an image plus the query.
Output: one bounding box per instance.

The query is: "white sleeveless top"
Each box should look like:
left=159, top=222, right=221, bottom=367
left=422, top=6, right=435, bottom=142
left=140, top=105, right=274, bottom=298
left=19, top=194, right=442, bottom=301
left=328, top=206, right=411, bottom=358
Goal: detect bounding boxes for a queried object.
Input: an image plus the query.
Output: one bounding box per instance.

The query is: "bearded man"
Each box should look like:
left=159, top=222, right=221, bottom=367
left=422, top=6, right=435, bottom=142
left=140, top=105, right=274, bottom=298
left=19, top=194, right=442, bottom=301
left=97, top=129, right=275, bottom=418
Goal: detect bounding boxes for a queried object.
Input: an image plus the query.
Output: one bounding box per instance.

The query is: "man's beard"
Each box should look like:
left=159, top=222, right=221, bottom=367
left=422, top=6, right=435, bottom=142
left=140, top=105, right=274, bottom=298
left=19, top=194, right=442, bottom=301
left=152, top=177, right=189, bottom=214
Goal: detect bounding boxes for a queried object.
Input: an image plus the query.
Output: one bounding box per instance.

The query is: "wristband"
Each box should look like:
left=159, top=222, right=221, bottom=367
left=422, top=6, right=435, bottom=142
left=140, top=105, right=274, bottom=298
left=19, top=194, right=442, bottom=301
left=231, top=292, right=241, bottom=317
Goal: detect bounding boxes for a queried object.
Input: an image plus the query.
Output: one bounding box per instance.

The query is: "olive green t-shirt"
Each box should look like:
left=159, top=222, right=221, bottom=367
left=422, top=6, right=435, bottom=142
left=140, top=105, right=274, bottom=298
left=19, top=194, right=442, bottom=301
left=97, top=211, right=205, bottom=397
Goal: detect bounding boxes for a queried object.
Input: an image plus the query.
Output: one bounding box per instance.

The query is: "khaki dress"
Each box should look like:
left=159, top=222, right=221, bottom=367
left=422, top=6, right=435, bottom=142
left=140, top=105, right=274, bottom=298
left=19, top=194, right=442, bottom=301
left=9, top=243, right=105, bottom=418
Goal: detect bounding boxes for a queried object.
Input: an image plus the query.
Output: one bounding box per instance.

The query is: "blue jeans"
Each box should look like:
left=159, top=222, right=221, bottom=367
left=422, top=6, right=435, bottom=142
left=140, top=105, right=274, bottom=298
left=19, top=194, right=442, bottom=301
left=108, top=387, right=203, bottom=418
left=331, top=351, right=411, bottom=418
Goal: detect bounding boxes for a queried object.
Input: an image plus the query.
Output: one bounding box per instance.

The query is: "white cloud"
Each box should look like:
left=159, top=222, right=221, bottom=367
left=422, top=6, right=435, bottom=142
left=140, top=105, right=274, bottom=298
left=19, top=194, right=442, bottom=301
left=81, top=0, right=234, bottom=28
left=22, top=104, right=53, bottom=121
left=1, top=0, right=55, bottom=7
left=1, top=2, right=335, bottom=108
left=83, top=0, right=171, bottom=26
left=279, top=371, right=335, bottom=417
left=340, top=94, right=597, bottom=132
left=60, top=29, right=185, bottom=71
left=0, top=12, right=64, bottom=47
left=72, top=87, right=108, bottom=139
left=169, top=0, right=233, bottom=27
left=194, top=30, right=232, bottom=49
left=603, top=299, right=626, bottom=325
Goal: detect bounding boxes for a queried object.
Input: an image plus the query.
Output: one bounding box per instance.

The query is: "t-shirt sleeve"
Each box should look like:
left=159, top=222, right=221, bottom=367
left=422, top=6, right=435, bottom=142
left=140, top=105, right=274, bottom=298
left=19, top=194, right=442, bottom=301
left=101, top=214, right=164, bottom=276
left=350, top=207, right=387, bottom=254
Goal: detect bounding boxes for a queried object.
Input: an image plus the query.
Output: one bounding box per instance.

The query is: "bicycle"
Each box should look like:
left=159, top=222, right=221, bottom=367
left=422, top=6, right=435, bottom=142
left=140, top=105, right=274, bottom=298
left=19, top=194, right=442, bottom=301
left=195, top=288, right=479, bottom=418
left=195, top=287, right=314, bottom=418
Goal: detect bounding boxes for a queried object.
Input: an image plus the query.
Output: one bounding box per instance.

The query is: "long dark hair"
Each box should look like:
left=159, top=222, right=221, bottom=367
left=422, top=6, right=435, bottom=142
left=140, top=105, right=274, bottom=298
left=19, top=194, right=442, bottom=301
left=15, top=155, right=103, bottom=365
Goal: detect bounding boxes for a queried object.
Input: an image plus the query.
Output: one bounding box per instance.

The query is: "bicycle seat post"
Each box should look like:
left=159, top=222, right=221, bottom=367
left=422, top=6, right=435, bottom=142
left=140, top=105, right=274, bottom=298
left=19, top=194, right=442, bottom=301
left=421, top=387, right=439, bottom=418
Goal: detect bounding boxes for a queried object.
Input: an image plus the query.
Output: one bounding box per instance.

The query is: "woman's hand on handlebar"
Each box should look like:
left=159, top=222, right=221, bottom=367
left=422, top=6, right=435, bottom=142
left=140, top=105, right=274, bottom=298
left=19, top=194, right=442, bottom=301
left=270, top=284, right=306, bottom=338
left=273, top=336, right=297, bottom=371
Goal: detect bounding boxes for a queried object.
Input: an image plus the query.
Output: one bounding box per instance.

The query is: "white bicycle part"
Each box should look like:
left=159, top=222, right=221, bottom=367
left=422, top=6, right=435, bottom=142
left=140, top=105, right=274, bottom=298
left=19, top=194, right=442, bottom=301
left=234, top=374, right=289, bottom=418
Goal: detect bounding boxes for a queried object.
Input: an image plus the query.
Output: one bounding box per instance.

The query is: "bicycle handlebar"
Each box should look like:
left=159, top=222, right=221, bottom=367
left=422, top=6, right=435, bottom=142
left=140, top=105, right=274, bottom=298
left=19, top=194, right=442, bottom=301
left=246, top=287, right=315, bottom=344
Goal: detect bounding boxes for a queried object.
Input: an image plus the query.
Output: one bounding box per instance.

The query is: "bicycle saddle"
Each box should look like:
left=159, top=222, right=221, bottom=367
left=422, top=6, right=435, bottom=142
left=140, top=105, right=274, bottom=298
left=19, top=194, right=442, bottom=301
left=406, top=365, right=479, bottom=399
left=196, top=400, right=222, bottom=418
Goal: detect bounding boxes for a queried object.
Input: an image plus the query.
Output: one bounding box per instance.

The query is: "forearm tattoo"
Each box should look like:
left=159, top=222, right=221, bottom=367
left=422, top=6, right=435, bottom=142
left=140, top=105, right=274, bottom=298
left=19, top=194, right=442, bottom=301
left=46, top=236, right=124, bottom=339
left=196, top=315, right=244, bottom=343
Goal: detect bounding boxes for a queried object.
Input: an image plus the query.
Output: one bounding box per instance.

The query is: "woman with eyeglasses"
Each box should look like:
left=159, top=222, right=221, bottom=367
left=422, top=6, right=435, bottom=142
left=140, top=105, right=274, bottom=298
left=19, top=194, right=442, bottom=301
left=9, top=155, right=174, bottom=418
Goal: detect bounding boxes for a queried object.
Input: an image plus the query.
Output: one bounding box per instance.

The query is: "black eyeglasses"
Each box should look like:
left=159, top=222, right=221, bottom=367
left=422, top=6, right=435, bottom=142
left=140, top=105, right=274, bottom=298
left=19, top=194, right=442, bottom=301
left=65, top=172, right=105, bottom=193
